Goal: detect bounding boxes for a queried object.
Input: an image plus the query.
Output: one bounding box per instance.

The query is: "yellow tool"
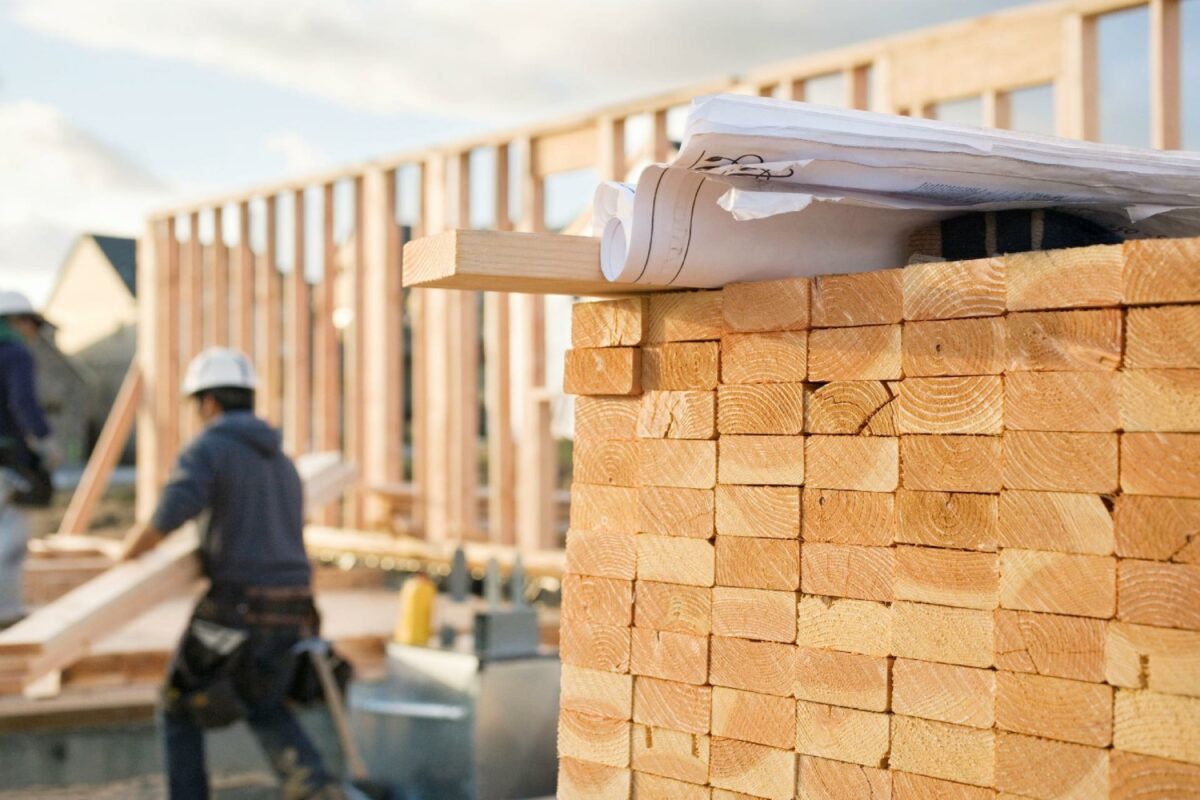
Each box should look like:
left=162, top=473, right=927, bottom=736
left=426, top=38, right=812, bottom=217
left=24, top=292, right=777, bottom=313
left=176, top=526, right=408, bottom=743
left=393, top=575, right=436, bottom=646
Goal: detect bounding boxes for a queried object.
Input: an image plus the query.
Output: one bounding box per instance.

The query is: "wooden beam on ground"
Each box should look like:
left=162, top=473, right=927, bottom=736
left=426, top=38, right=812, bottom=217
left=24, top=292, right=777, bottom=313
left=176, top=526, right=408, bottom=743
left=58, top=365, right=143, bottom=535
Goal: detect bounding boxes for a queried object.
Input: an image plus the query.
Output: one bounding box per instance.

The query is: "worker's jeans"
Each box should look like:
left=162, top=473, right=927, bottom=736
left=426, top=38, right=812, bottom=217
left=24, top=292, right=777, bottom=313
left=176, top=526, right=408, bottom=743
left=0, top=500, right=27, bottom=622
left=162, top=701, right=332, bottom=800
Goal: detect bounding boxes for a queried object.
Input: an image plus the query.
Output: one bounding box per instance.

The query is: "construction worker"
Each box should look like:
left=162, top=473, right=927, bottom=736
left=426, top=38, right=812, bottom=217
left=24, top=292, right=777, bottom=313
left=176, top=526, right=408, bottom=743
left=0, top=290, right=60, bottom=629
left=119, top=347, right=342, bottom=800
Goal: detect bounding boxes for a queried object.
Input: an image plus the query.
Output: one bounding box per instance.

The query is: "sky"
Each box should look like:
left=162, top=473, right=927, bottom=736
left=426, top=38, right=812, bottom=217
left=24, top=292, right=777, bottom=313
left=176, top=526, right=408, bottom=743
left=1, top=0, right=1192, bottom=303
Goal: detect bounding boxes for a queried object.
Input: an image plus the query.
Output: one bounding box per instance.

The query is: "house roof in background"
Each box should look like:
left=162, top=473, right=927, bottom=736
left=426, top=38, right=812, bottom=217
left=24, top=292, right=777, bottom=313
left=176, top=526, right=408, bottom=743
left=90, top=234, right=137, bottom=295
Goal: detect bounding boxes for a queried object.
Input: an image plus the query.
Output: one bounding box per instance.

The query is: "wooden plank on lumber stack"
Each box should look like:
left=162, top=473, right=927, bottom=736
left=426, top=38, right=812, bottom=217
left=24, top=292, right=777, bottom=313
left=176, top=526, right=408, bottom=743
left=1114, top=495, right=1200, bottom=562
left=811, top=270, right=903, bottom=328
left=808, top=325, right=902, bottom=381
left=402, top=229, right=639, bottom=295
left=564, top=347, right=642, bottom=396
left=711, top=686, right=796, bottom=749
left=1122, top=237, right=1200, bottom=305
left=1006, top=243, right=1124, bottom=310
left=1004, top=370, right=1120, bottom=431
left=721, top=277, right=809, bottom=333
left=796, top=755, right=890, bottom=800
left=638, top=391, right=716, bottom=439
left=902, top=317, right=1005, bottom=377
left=795, top=700, right=889, bottom=768
left=890, top=716, right=995, bottom=788
left=993, top=609, right=1105, bottom=682
left=641, top=343, right=719, bottom=391
left=647, top=291, right=723, bottom=343
left=717, top=383, right=805, bottom=435
left=560, top=665, right=632, bottom=720
left=901, top=435, right=1002, bottom=493
left=634, top=582, right=710, bottom=636
left=634, top=676, right=711, bottom=734
left=1125, top=305, right=1200, bottom=368
left=632, top=724, right=710, bottom=784
left=572, top=297, right=647, bottom=348
left=718, top=436, right=804, bottom=485
left=576, top=396, right=641, bottom=440
left=902, top=257, right=1006, bottom=321
left=638, top=486, right=713, bottom=539
left=721, top=331, right=807, bottom=384
left=714, top=537, right=799, bottom=591
left=995, top=731, right=1109, bottom=799
left=557, top=757, right=631, bottom=800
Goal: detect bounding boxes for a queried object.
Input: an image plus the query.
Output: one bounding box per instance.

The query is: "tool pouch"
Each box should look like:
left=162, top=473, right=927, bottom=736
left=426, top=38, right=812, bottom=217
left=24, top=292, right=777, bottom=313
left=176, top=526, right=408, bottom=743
left=164, top=618, right=250, bottom=729
left=287, top=638, right=353, bottom=706
left=0, top=444, right=52, bottom=508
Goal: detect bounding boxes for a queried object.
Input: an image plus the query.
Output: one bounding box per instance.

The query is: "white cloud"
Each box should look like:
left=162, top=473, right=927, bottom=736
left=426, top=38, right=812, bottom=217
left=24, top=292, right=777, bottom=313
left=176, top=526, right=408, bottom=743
left=264, top=131, right=329, bottom=174
left=13, top=0, right=1028, bottom=122
left=0, top=100, right=172, bottom=303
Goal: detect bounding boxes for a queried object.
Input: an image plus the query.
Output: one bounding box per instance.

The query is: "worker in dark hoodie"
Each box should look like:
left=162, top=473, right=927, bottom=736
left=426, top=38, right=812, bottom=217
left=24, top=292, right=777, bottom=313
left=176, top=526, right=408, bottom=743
left=119, top=347, right=342, bottom=800
left=0, top=290, right=60, bottom=629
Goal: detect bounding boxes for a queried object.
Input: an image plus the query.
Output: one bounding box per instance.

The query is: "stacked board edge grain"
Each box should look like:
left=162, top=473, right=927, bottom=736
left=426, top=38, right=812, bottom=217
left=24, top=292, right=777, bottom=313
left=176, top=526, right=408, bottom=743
left=559, top=236, right=1200, bottom=800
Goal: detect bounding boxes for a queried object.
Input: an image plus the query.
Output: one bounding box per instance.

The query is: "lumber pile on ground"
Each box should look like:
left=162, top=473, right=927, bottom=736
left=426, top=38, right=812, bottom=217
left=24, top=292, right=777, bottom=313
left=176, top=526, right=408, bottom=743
left=558, top=237, right=1200, bottom=799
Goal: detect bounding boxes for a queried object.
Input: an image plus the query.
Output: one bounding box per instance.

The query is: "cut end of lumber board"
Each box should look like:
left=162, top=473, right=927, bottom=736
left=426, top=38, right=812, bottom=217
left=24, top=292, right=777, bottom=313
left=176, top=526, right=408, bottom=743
left=402, top=229, right=670, bottom=295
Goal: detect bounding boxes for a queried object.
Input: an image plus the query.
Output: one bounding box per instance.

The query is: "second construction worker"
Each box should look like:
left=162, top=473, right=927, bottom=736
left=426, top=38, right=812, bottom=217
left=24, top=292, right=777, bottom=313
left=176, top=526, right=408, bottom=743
left=0, top=290, right=60, bottom=629
left=119, top=347, right=341, bottom=800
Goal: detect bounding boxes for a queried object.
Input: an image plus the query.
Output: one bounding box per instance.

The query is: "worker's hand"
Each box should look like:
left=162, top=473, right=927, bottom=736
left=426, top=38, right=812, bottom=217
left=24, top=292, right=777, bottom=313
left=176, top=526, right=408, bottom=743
left=118, top=521, right=163, bottom=561
left=31, top=437, right=63, bottom=472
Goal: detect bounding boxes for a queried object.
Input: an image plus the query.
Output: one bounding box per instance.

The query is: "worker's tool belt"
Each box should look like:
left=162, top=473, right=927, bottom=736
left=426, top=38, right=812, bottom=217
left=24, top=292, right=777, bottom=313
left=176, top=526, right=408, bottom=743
left=163, top=582, right=319, bottom=729
left=0, top=442, right=52, bottom=508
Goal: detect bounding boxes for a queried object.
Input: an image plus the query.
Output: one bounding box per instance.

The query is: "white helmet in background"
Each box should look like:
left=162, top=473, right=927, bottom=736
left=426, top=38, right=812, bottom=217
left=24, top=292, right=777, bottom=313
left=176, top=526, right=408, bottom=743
left=0, top=290, right=43, bottom=322
left=182, top=347, right=258, bottom=396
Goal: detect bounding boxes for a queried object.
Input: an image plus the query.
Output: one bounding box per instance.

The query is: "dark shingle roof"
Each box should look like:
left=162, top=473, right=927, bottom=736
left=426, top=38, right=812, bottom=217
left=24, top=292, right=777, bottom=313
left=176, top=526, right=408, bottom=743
left=91, top=235, right=137, bottom=296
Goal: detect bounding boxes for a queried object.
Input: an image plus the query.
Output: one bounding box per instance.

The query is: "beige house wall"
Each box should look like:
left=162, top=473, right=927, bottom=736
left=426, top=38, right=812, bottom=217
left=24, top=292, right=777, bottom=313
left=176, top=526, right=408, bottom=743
left=43, top=237, right=138, bottom=359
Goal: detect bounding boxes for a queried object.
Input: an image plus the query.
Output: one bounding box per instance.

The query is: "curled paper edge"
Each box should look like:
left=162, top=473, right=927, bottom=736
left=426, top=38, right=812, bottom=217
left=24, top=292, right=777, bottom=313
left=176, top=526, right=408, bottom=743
left=717, top=187, right=820, bottom=221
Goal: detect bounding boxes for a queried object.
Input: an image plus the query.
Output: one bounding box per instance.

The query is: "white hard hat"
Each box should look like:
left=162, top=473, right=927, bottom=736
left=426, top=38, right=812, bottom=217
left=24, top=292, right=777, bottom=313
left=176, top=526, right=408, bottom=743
left=182, top=347, right=258, bottom=396
left=0, top=290, right=43, bottom=322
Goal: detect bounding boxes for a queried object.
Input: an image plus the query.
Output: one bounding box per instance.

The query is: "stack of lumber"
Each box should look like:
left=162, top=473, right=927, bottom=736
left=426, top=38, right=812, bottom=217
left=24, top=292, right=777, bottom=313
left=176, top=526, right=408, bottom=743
left=557, top=237, right=1200, bottom=799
